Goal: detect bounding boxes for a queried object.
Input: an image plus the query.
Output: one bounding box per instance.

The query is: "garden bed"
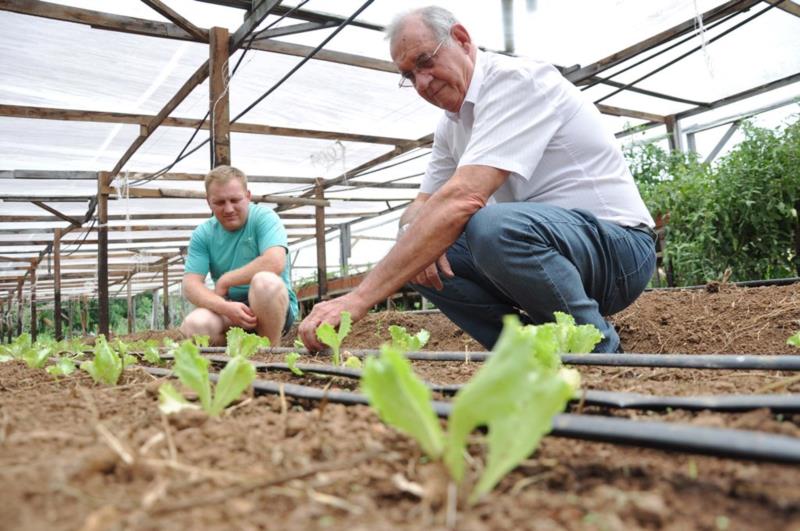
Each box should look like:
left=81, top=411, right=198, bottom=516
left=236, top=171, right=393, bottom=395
left=2, top=283, right=800, bottom=530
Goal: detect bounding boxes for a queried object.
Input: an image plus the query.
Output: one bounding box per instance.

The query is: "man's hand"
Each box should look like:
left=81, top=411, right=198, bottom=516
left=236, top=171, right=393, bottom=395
left=299, top=293, right=368, bottom=352
left=412, top=253, right=454, bottom=290
left=222, top=301, right=257, bottom=329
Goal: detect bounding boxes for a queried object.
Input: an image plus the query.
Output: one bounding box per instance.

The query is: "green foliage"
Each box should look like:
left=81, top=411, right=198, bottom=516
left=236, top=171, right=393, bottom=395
left=316, top=311, right=352, bottom=366
left=285, top=352, right=304, bottom=375
left=81, top=335, right=125, bottom=385
left=226, top=328, right=269, bottom=358
left=626, top=115, right=800, bottom=285
left=160, top=332, right=260, bottom=417
left=46, top=357, right=78, bottom=377
left=388, top=325, right=430, bottom=351
left=344, top=355, right=362, bottom=369
left=361, top=312, right=594, bottom=503
left=788, top=331, right=800, bottom=348
left=362, top=344, right=445, bottom=459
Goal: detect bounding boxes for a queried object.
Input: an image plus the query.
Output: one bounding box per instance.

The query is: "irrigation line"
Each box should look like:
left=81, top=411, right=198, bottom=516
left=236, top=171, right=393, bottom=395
left=142, top=366, right=800, bottom=464
left=195, top=356, right=800, bottom=414
left=649, top=277, right=800, bottom=291
left=195, top=347, right=800, bottom=370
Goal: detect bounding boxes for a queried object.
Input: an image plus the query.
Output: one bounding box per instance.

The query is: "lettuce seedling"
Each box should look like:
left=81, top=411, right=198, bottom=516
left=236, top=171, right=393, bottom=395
left=362, top=343, right=445, bottom=459
left=388, top=325, right=430, bottom=351
left=788, top=331, right=800, bottom=348
left=160, top=333, right=259, bottom=417
left=344, top=355, right=362, bottom=369
left=81, top=335, right=128, bottom=385
left=361, top=312, right=600, bottom=504
left=226, top=327, right=270, bottom=358
left=139, top=339, right=164, bottom=365
left=316, top=311, right=352, bottom=366
left=285, top=352, right=304, bottom=375
left=46, top=356, right=78, bottom=377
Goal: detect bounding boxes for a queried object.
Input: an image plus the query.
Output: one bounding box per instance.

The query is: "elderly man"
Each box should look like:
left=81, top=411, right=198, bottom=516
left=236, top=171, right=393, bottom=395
left=180, top=165, right=298, bottom=346
left=299, top=6, right=655, bottom=353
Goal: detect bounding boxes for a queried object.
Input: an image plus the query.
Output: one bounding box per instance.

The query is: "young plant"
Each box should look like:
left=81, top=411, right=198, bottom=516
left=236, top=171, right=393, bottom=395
left=46, top=356, right=78, bottom=377
left=316, top=311, right=352, bottom=366
left=159, top=328, right=263, bottom=417
left=361, top=312, right=601, bottom=504
left=788, top=331, right=800, bottom=348
left=285, top=351, right=304, bottom=376
left=81, top=335, right=135, bottom=385
left=388, top=324, right=430, bottom=351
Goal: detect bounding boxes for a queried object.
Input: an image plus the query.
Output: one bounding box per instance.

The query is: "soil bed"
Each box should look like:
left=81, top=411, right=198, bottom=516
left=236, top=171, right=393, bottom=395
left=2, top=284, right=800, bottom=530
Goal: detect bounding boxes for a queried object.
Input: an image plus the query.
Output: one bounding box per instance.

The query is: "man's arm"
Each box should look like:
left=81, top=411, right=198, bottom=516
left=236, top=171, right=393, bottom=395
left=183, top=272, right=258, bottom=329
left=214, top=246, right=286, bottom=297
left=299, top=164, right=508, bottom=349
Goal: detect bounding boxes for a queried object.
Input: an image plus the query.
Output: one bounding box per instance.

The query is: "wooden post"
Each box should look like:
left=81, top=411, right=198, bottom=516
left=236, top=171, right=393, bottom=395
left=339, top=223, right=351, bottom=276
left=6, top=290, right=13, bottom=341
left=314, top=179, right=328, bottom=300
left=53, top=227, right=63, bottom=340
left=665, top=115, right=683, bottom=153
left=80, top=295, right=88, bottom=336
left=98, top=172, right=110, bottom=336
left=127, top=274, right=135, bottom=334
left=163, top=261, right=170, bottom=329
left=16, top=280, right=22, bottom=336
left=67, top=296, right=73, bottom=338
left=209, top=26, right=231, bottom=166
left=795, top=200, right=800, bottom=277
left=30, top=262, right=37, bottom=341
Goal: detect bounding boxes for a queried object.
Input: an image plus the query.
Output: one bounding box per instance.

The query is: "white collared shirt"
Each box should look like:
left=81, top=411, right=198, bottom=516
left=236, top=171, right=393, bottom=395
left=422, top=51, right=654, bottom=228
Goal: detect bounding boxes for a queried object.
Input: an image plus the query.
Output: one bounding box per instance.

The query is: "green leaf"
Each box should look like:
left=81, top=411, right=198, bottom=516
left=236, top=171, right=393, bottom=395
left=158, top=382, right=200, bottom=415
left=316, top=323, right=341, bottom=365
left=293, top=338, right=305, bottom=350
left=470, top=369, right=579, bottom=503
left=22, top=345, right=53, bottom=369
left=337, top=311, right=352, bottom=343
left=209, top=356, right=256, bottom=416
left=80, top=336, right=123, bottom=385
left=46, top=357, right=77, bottom=377
left=0, top=354, right=13, bottom=363
left=788, top=331, right=800, bottom=348
left=388, top=325, right=430, bottom=351
left=344, top=355, right=362, bottom=369
left=285, top=352, right=304, bottom=375
left=142, top=340, right=163, bottom=365
left=361, top=344, right=444, bottom=459
left=193, top=335, right=210, bottom=348
left=172, top=340, right=212, bottom=411
left=226, top=327, right=270, bottom=359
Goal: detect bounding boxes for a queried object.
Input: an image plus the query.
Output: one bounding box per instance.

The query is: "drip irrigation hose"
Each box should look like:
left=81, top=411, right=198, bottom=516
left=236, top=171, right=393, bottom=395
left=142, top=366, right=800, bottom=464
left=195, top=347, right=800, bottom=370
left=648, top=277, right=800, bottom=291
left=195, top=357, right=800, bottom=414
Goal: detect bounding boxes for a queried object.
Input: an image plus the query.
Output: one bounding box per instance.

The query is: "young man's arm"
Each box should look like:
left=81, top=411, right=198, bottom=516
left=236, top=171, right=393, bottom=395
left=213, top=246, right=286, bottom=297
left=182, top=273, right=257, bottom=329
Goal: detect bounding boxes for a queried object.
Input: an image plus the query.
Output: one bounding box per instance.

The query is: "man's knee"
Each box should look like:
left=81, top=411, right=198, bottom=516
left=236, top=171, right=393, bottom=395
left=181, top=308, right=222, bottom=336
left=249, top=272, right=288, bottom=307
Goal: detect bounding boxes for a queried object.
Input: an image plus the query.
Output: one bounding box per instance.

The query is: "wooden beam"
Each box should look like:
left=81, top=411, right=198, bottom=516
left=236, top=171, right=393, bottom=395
left=596, top=104, right=666, bottom=123
left=210, top=26, right=231, bottom=166
left=0, top=1, right=396, bottom=73
left=252, top=21, right=338, bottom=40
left=162, top=261, right=170, bottom=329
left=766, top=0, right=800, bottom=18
left=97, top=172, right=110, bottom=336
left=229, top=0, right=281, bottom=52
left=53, top=228, right=62, bottom=340
left=270, top=4, right=384, bottom=32
left=140, top=0, right=209, bottom=41
left=31, top=201, right=83, bottom=225
left=314, top=179, right=327, bottom=300
left=29, top=262, right=37, bottom=340
left=0, top=104, right=418, bottom=147
left=110, top=60, right=210, bottom=178
left=119, top=186, right=330, bottom=206
left=566, top=0, right=761, bottom=83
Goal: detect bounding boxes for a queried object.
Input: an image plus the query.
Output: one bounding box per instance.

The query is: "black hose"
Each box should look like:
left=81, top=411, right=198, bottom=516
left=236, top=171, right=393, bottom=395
left=141, top=366, right=800, bottom=464
left=196, top=348, right=800, bottom=370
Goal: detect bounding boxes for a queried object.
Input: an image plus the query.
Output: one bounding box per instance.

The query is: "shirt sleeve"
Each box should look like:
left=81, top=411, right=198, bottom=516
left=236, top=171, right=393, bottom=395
left=184, top=225, right=210, bottom=276
left=458, top=66, right=566, bottom=180
left=420, top=118, right=458, bottom=195
left=254, top=206, right=288, bottom=254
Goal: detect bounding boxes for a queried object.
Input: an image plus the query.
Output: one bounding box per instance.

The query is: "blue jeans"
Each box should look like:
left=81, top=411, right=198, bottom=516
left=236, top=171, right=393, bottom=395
left=411, top=203, right=656, bottom=353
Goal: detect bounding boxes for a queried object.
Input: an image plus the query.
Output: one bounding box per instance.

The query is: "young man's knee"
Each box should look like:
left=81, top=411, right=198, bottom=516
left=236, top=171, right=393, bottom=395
left=181, top=308, right=221, bottom=336
left=250, top=272, right=288, bottom=306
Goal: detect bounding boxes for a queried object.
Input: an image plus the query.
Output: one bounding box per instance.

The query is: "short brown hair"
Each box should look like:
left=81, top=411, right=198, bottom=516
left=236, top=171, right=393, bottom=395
left=204, top=165, right=248, bottom=194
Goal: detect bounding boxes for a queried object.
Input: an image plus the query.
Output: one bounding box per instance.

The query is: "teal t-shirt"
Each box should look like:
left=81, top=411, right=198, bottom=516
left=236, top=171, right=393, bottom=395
left=184, top=204, right=298, bottom=319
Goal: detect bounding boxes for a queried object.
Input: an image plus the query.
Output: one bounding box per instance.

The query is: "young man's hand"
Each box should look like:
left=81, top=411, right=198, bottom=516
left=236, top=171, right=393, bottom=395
left=223, top=301, right=257, bottom=329
left=214, top=273, right=232, bottom=297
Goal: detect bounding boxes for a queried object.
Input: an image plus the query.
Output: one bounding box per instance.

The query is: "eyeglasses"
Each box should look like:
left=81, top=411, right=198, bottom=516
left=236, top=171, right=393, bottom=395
left=398, top=38, right=447, bottom=88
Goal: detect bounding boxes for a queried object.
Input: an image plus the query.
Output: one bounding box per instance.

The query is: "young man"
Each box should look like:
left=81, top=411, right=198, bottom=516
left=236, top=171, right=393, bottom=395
left=299, top=7, right=655, bottom=353
left=180, top=165, right=298, bottom=346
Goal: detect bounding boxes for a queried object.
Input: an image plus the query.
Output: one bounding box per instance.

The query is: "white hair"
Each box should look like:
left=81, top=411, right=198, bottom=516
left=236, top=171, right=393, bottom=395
left=385, top=6, right=459, bottom=45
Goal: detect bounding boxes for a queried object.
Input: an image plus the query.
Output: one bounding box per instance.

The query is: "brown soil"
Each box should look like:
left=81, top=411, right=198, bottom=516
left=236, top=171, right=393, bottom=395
left=2, top=284, right=800, bottom=530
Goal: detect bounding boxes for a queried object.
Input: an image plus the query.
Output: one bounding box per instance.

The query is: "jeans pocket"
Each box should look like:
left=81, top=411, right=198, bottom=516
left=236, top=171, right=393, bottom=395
left=605, top=230, right=656, bottom=315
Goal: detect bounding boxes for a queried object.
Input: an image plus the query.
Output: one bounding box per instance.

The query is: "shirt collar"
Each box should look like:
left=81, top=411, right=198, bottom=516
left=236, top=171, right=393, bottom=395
left=445, top=50, right=485, bottom=122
